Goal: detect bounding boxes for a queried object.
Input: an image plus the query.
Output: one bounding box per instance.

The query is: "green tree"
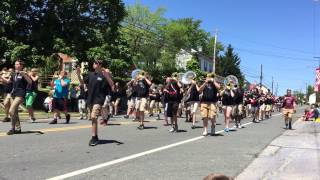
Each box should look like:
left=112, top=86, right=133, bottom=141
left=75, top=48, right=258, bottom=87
left=216, top=44, right=244, bottom=85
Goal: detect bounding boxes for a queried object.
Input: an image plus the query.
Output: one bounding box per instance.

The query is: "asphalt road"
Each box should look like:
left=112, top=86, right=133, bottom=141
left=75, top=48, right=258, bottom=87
left=0, top=107, right=305, bottom=180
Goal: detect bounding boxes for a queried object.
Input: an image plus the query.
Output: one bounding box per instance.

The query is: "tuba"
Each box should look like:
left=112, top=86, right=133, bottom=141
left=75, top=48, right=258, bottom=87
left=181, top=71, right=197, bottom=85
left=131, top=69, right=143, bottom=80
left=224, top=75, right=239, bottom=88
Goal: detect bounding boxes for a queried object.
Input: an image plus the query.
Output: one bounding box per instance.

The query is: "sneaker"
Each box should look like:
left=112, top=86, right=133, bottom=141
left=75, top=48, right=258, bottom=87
left=149, top=113, right=154, bottom=117
left=157, top=114, right=160, bottom=120
left=65, top=114, right=70, bottom=124
left=7, top=129, right=15, bottom=135
left=89, top=136, right=99, bottom=146
left=191, top=125, right=195, bottom=129
left=169, top=128, right=175, bottom=133
left=7, top=129, right=21, bottom=135
left=238, top=124, right=242, bottom=129
left=202, top=131, right=208, bottom=136
left=211, top=126, right=215, bottom=135
left=49, top=119, right=57, bottom=124
left=2, top=117, right=11, bottom=122
left=31, top=118, right=36, bottom=123
left=137, top=124, right=144, bottom=130
left=288, top=122, right=292, bottom=129
left=124, top=115, right=129, bottom=119
left=224, top=128, right=230, bottom=132
left=78, top=116, right=84, bottom=120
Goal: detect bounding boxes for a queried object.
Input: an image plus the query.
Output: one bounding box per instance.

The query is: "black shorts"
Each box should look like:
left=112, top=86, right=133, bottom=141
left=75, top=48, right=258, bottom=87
left=166, top=102, right=179, bottom=117
left=52, top=98, right=67, bottom=112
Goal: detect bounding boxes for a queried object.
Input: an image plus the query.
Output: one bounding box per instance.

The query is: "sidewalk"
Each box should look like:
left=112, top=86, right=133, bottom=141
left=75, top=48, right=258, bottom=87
left=236, top=120, right=320, bottom=180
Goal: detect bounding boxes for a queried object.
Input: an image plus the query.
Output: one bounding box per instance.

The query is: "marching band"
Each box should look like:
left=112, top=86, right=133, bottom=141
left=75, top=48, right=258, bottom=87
left=0, top=59, right=294, bottom=146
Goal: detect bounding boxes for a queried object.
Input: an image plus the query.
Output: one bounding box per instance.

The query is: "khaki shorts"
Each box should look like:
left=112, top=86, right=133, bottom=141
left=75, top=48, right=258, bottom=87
left=232, top=104, right=243, bottom=117
left=127, top=98, right=135, bottom=110
left=187, top=101, right=199, bottom=114
left=135, top=97, right=147, bottom=112
left=265, top=105, right=272, bottom=111
left=282, top=108, right=294, bottom=118
left=90, top=104, right=102, bottom=119
left=260, top=104, right=266, bottom=111
left=200, top=103, right=217, bottom=119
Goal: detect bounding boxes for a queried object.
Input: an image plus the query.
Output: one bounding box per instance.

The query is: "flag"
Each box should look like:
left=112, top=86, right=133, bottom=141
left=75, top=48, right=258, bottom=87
left=315, top=68, right=320, bottom=92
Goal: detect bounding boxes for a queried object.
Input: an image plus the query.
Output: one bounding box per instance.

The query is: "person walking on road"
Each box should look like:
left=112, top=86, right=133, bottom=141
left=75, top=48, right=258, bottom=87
left=199, top=73, right=220, bottom=136
left=49, top=71, right=71, bottom=124
left=282, top=89, right=296, bottom=129
left=26, top=68, right=39, bottom=123
left=77, top=60, right=114, bottom=146
left=0, top=60, right=32, bottom=135
left=220, top=81, right=235, bottom=132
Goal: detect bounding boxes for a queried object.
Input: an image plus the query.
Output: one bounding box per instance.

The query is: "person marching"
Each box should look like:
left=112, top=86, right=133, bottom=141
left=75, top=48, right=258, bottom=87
left=220, top=80, right=235, bottom=132
left=112, top=82, right=121, bottom=116
left=164, top=76, right=181, bottom=132
left=1, top=68, right=13, bottom=122
left=134, top=71, right=152, bottom=130
left=282, top=89, right=296, bottom=129
left=76, top=60, right=114, bottom=146
left=49, top=71, right=71, bottom=124
left=77, top=83, right=88, bottom=120
left=185, top=78, right=200, bottom=129
left=26, top=68, right=39, bottom=123
left=232, top=84, right=244, bottom=128
left=0, top=60, right=32, bottom=135
left=199, top=73, right=220, bottom=136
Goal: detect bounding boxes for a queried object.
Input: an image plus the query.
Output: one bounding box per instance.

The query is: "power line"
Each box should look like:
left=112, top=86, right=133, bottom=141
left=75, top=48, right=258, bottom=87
left=219, top=30, right=315, bottom=55
left=234, top=47, right=318, bottom=62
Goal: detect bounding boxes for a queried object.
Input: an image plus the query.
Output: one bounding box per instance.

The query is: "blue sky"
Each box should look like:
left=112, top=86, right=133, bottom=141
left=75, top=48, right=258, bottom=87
left=123, top=0, right=320, bottom=95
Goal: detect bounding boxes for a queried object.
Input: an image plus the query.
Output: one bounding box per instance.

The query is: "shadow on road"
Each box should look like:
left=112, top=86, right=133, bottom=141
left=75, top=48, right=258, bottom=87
left=19, top=131, right=44, bottom=135
left=98, top=140, right=124, bottom=145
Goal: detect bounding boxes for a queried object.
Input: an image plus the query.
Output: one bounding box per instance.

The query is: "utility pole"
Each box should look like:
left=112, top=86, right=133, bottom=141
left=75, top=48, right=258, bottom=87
left=260, top=64, right=263, bottom=88
left=212, top=29, right=218, bottom=74
left=275, top=82, right=278, bottom=96
left=272, top=76, right=274, bottom=94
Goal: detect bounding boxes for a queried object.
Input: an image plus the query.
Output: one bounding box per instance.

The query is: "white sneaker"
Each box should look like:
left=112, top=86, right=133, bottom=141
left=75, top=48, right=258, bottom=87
left=202, top=131, right=208, bottom=136
left=169, top=128, right=175, bottom=133
left=238, top=124, right=242, bottom=129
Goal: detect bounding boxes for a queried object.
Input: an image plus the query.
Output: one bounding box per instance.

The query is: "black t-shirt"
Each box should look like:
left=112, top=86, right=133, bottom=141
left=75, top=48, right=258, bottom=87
left=135, top=79, right=150, bottom=98
left=4, top=81, right=13, bottom=94
left=165, top=81, right=181, bottom=103
left=222, top=89, right=234, bottom=106
left=187, top=85, right=199, bottom=102
left=201, top=82, right=218, bottom=103
left=26, top=79, right=38, bottom=92
left=234, top=88, right=244, bottom=105
left=84, top=72, right=110, bottom=106
left=78, top=84, right=88, bottom=99
left=11, top=72, right=28, bottom=98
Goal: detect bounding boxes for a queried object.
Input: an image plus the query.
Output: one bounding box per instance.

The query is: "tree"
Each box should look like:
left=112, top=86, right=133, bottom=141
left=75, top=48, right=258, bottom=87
left=0, top=0, right=126, bottom=68
left=216, top=44, right=244, bottom=85
left=307, top=85, right=314, bottom=98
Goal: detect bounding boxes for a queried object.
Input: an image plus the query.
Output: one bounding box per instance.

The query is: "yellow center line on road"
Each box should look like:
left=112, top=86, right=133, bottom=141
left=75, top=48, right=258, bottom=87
left=0, top=119, right=160, bottom=138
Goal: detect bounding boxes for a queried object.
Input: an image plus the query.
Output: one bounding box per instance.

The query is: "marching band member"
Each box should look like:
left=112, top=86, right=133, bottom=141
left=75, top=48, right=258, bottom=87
left=199, top=73, right=220, bottom=136
left=185, top=78, right=200, bottom=129
left=220, top=81, right=235, bottom=132
left=232, top=84, right=244, bottom=128
left=282, top=89, right=296, bottom=129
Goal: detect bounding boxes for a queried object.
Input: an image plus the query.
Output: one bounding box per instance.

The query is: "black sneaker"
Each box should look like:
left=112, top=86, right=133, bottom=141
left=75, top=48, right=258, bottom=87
left=31, top=118, right=36, bottom=123
left=137, top=124, right=144, bottom=130
left=124, top=115, right=129, bottom=119
left=65, top=114, right=70, bottom=124
left=7, top=129, right=15, bottom=135
left=191, top=125, right=195, bottom=129
left=15, top=129, right=21, bottom=134
left=49, top=119, right=57, bottom=124
left=2, top=117, right=11, bottom=122
left=149, top=113, right=154, bottom=117
left=89, top=136, right=99, bottom=146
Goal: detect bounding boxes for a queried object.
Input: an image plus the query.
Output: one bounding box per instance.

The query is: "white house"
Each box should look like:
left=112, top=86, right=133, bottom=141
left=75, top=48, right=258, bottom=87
left=175, top=49, right=213, bottom=73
